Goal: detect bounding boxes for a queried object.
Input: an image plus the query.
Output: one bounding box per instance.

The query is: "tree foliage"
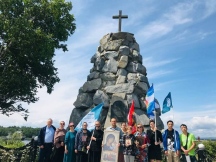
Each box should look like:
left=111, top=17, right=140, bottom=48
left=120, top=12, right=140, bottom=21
left=0, top=126, right=40, bottom=138
left=0, top=0, right=76, bottom=117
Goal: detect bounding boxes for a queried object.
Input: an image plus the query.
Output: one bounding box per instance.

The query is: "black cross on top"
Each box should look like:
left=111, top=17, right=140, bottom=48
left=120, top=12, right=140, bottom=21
left=112, top=10, right=128, bottom=32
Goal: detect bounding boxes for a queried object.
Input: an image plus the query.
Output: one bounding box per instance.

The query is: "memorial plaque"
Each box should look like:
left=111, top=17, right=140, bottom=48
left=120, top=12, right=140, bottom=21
left=111, top=101, right=127, bottom=122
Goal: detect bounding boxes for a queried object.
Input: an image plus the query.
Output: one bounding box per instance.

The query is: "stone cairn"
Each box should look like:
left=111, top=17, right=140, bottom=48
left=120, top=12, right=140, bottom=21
left=69, top=32, right=164, bottom=130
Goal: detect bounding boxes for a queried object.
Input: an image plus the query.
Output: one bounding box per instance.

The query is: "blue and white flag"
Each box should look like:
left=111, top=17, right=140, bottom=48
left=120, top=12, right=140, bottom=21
left=75, top=103, right=104, bottom=131
left=148, top=99, right=160, bottom=119
left=144, top=84, right=155, bottom=117
left=162, top=92, right=173, bottom=114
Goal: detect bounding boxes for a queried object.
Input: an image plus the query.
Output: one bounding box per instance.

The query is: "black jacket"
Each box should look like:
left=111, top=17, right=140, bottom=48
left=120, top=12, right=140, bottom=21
left=38, top=125, right=56, bottom=146
left=89, top=129, right=104, bottom=152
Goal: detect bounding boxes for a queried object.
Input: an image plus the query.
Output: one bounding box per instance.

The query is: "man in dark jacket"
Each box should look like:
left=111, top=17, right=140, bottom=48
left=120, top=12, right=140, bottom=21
left=38, top=118, right=56, bottom=162
left=75, top=122, right=91, bottom=162
left=87, top=121, right=104, bottom=162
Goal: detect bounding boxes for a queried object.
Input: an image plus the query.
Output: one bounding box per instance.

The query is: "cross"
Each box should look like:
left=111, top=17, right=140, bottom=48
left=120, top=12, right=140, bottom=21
left=112, top=10, right=128, bottom=32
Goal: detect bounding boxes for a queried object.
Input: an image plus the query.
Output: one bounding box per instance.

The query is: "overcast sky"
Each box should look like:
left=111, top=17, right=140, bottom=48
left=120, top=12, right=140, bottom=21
left=0, top=0, right=216, bottom=138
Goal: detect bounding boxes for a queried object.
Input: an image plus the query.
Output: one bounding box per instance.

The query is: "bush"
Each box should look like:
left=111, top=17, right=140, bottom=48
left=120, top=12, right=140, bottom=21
left=202, top=140, right=216, bottom=158
left=0, top=132, right=25, bottom=149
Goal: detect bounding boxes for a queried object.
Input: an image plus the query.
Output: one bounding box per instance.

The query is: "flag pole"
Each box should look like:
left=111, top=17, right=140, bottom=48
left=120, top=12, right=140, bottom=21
left=86, top=128, right=95, bottom=154
left=154, top=110, right=157, bottom=142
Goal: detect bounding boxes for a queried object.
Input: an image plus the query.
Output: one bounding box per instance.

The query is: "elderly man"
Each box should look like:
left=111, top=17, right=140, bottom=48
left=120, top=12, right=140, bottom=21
left=38, top=118, right=56, bottom=162
left=87, top=121, right=104, bottom=162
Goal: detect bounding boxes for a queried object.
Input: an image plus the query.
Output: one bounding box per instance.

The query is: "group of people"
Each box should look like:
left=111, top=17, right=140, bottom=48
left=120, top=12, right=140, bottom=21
left=37, top=118, right=197, bottom=162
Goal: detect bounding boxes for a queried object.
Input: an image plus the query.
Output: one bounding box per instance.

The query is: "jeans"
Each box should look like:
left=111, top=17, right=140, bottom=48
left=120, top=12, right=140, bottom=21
left=181, top=154, right=197, bottom=162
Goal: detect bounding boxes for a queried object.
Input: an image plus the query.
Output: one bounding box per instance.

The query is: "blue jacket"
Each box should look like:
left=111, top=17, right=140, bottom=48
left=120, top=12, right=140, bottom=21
left=38, top=125, right=56, bottom=146
left=162, top=129, right=181, bottom=151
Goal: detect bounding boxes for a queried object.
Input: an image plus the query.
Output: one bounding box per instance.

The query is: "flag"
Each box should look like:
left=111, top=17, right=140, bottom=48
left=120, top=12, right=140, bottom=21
left=144, top=84, right=155, bottom=117
left=75, top=103, right=104, bottom=131
left=162, top=92, right=173, bottom=114
left=127, top=100, right=136, bottom=134
left=149, top=99, right=160, bottom=119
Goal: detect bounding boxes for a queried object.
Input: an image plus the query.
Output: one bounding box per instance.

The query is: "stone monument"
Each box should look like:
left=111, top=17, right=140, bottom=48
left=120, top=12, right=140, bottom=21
left=69, top=31, right=164, bottom=130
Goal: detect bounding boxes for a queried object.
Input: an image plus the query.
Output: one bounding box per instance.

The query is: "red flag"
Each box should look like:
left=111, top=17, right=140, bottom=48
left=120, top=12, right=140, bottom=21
left=127, top=100, right=137, bottom=134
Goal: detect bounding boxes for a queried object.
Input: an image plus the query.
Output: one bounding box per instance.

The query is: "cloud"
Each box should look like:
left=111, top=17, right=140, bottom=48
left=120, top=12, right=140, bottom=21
left=202, top=0, right=216, bottom=19
left=143, top=57, right=179, bottom=69
left=136, top=2, right=194, bottom=42
left=147, top=70, right=174, bottom=79
left=161, top=109, right=216, bottom=137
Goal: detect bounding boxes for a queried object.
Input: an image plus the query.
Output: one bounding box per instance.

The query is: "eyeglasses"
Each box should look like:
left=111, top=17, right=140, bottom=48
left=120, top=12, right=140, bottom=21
left=137, top=126, right=142, bottom=128
left=83, top=125, right=87, bottom=126
left=60, top=123, right=65, bottom=125
left=69, top=125, right=74, bottom=127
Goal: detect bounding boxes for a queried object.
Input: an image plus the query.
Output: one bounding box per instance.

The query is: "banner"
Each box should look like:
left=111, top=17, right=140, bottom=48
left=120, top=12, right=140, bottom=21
left=75, top=103, right=104, bottom=131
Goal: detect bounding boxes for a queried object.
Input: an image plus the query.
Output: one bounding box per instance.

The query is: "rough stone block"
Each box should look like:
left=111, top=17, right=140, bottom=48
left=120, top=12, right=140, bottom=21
left=73, top=93, right=93, bottom=108
left=102, top=58, right=118, bottom=73
left=105, top=83, right=134, bottom=93
left=137, top=73, right=148, bottom=83
left=111, top=32, right=134, bottom=40
left=126, top=62, right=137, bottom=73
left=134, top=109, right=150, bottom=125
left=119, top=46, right=130, bottom=56
left=103, top=51, right=118, bottom=59
left=100, top=34, right=111, bottom=47
left=103, top=39, right=124, bottom=51
left=87, top=71, right=100, bottom=81
left=102, top=80, right=116, bottom=87
left=83, top=78, right=102, bottom=92
left=116, top=69, right=127, bottom=76
left=100, top=72, right=116, bottom=81
left=112, top=93, right=126, bottom=100
left=130, top=42, right=140, bottom=52
left=136, top=82, right=148, bottom=93
left=116, top=75, right=126, bottom=84
left=118, top=55, right=128, bottom=68
left=127, top=73, right=137, bottom=81
left=90, top=51, right=101, bottom=63
left=95, top=57, right=105, bottom=71
left=93, top=90, right=109, bottom=107
left=136, top=63, right=146, bottom=75
left=127, top=94, right=140, bottom=108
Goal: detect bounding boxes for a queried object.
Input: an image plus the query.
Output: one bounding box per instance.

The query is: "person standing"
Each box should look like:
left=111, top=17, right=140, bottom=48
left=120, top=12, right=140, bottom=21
left=122, top=126, right=137, bottom=162
left=180, top=124, right=197, bottom=162
left=134, top=124, right=150, bottom=162
left=63, top=122, right=77, bottom=162
left=162, top=120, right=181, bottom=162
left=38, top=118, right=56, bottom=162
left=52, top=121, right=67, bottom=162
left=147, top=120, right=163, bottom=162
left=121, top=122, right=128, bottom=136
left=106, top=118, right=124, bottom=162
left=87, top=121, right=104, bottom=162
left=75, top=122, right=91, bottom=162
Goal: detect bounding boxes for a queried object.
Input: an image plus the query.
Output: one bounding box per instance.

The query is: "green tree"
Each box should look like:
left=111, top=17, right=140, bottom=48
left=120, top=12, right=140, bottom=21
left=0, top=0, right=76, bottom=117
